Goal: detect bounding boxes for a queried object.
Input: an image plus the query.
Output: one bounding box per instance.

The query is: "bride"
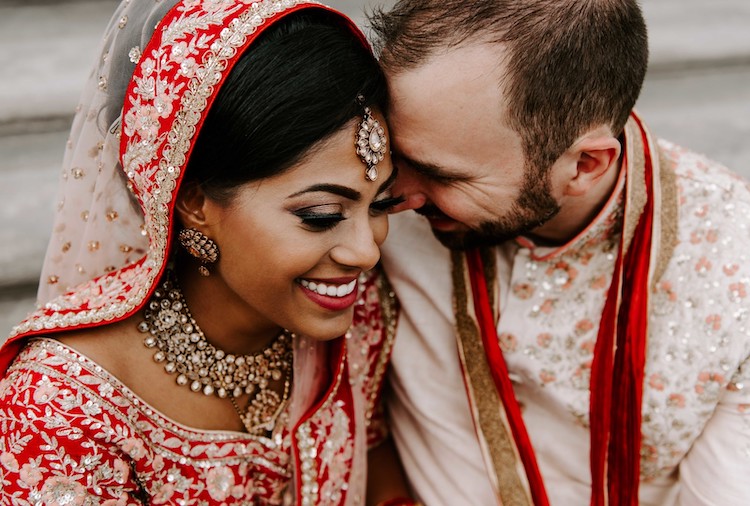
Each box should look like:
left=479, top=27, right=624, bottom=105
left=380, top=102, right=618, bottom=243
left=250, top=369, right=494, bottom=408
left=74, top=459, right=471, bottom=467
left=0, top=1, right=414, bottom=504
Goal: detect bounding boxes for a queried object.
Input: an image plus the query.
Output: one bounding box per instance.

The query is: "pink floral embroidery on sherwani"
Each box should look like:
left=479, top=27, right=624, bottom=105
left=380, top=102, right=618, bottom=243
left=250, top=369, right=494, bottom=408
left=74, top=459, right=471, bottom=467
left=488, top=139, right=750, bottom=499
left=381, top=123, right=750, bottom=505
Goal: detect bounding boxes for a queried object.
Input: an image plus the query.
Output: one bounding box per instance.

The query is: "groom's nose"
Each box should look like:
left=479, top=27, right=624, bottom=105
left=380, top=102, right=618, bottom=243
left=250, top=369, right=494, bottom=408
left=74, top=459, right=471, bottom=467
left=389, top=167, right=427, bottom=213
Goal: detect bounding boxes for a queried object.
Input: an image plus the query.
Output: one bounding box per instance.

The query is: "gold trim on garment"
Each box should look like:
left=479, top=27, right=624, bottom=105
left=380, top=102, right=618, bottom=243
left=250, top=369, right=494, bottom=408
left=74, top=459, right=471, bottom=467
left=621, top=115, right=678, bottom=284
left=451, top=250, right=533, bottom=506
left=364, top=274, right=399, bottom=422
left=295, top=342, right=350, bottom=506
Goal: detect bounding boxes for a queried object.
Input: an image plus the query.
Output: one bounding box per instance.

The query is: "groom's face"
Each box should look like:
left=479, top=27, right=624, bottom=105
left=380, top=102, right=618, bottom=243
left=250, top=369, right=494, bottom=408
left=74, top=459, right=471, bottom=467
left=385, top=43, right=561, bottom=249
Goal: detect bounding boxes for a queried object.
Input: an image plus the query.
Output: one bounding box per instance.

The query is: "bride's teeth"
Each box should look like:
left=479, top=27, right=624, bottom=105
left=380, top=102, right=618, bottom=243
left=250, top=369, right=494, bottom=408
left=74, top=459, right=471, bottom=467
left=300, top=279, right=357, bottom=297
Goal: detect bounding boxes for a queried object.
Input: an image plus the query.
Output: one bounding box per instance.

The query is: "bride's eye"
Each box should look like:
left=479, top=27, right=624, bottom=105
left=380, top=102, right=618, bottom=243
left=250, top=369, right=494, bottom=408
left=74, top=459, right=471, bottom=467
left=293, top=205, right=345, bottom=231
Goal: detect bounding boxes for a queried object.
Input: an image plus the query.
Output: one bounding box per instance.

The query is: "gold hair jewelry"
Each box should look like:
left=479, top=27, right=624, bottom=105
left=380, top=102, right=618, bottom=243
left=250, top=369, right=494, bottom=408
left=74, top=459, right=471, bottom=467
left=355, top=95, right=387, bottom=182
left=138, top=274, right=293, bottom=436
left=178, top=228, right=218, bottom=276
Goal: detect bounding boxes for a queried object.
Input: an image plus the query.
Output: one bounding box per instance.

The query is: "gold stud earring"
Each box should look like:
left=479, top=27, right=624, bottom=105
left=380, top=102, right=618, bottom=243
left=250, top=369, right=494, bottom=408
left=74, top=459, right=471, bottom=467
left=178, top=228, right=219, bottom=276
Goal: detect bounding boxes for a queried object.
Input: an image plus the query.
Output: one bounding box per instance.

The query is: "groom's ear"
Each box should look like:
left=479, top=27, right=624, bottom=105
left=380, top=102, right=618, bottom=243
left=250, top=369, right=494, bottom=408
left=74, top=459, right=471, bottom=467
left=563, top=132, right=621, bottom=197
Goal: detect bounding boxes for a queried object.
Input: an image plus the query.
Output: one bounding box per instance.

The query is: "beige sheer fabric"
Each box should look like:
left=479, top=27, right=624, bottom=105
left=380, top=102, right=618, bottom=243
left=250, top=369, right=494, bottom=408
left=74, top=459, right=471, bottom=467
left=38, top=0, right=175, bottom=304
left=28, top=0, right=372, bottom=502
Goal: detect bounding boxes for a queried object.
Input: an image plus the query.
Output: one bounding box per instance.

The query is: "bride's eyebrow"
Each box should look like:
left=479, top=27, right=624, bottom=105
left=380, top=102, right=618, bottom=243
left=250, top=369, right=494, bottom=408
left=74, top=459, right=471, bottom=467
left=287, top=165, right=399, bottom=200
left=288, top=184, right=361, bottom=201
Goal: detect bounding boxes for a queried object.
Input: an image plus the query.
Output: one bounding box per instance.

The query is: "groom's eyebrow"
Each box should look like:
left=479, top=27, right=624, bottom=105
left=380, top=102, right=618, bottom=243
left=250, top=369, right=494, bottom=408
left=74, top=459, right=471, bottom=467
left=377, top=165, right=399, bottom=194
left=397, top=154, right=465, bottom=182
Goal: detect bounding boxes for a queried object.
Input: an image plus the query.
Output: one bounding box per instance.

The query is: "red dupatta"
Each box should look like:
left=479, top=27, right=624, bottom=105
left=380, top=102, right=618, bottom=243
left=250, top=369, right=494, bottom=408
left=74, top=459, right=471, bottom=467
left=452, top=113, right=676, bottom=505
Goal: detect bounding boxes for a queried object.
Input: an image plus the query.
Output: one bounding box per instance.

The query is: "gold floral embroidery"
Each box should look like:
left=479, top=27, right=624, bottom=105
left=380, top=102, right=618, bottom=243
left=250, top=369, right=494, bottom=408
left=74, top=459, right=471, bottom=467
left=365, top=274, right=398, bottom=422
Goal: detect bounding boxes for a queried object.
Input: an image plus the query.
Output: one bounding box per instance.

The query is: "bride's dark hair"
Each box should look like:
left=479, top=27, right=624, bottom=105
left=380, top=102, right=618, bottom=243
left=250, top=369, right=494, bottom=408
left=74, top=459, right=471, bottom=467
left=185, top=10, right=387, bottom=202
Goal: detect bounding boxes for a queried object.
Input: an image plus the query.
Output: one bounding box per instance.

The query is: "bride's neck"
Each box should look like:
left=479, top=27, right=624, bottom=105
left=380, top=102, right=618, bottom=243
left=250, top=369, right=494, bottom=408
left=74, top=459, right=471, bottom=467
left=175, top=262, right=283, bottom=356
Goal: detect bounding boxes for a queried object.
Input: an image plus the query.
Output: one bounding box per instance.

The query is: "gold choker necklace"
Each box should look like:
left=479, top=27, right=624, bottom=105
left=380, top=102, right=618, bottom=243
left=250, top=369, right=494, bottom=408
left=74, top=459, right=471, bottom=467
left=138, top=274, right=293, bottom=435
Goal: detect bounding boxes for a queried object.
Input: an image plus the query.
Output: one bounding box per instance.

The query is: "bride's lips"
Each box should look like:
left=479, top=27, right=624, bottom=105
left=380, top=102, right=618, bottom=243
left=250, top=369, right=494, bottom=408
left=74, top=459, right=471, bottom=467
left=297, top=277, right=358, bottom=311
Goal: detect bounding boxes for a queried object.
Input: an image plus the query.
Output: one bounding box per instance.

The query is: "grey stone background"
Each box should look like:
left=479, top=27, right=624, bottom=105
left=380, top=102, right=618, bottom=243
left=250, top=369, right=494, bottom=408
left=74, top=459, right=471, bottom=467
left=1, top=0, right=749, bottom=340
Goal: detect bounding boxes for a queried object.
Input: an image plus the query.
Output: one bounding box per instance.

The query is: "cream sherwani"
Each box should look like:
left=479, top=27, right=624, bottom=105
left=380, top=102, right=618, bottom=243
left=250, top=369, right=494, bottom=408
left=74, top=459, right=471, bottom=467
left=381, top=138, right=750, bottom=506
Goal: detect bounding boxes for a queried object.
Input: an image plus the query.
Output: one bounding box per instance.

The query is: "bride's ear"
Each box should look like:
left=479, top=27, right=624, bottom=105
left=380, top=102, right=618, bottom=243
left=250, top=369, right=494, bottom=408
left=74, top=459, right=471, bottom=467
left=174, top=183, right=209, bottom=228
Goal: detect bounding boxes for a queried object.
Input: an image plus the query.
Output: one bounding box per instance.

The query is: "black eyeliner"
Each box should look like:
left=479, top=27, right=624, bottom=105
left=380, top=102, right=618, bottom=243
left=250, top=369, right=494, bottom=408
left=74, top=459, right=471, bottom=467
left=293, top=211, right=343, bottom=221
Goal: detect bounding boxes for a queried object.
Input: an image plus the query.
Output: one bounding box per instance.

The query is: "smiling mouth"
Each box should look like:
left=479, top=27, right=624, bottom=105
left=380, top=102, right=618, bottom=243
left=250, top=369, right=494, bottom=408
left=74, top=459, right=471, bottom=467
left=297, top=278, right=359, bottom=313
left=298, top=279, right=357, bottom=298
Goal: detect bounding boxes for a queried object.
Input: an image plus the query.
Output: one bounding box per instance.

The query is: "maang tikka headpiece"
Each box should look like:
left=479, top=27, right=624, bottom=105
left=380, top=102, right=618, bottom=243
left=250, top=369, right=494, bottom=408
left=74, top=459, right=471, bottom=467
left=355, top=94, right=387, bottom=182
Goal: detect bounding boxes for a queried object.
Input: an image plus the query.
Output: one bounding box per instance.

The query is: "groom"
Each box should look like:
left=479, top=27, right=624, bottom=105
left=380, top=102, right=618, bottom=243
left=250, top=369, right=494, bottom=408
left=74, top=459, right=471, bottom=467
left=371, top=0, right=750, bottom=504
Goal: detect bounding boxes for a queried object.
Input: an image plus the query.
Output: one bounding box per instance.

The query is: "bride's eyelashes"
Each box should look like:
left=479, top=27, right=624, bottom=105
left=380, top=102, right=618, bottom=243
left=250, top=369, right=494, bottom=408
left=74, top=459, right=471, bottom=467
left=295, top=212, right=345, bottom=231
left=292, top=195, right=404, bottom=232
left=293, top=204, right=345, bottom=231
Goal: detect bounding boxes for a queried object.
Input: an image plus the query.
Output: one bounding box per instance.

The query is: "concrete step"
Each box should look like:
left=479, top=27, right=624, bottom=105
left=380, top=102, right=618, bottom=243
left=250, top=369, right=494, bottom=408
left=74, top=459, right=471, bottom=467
left=0, top=130, right=66, bottom=288
left=642, top=0, right=750, bottom=71
left=637, top=66, right=750, bottom=171
left=0, top=0, right=119, bottom=131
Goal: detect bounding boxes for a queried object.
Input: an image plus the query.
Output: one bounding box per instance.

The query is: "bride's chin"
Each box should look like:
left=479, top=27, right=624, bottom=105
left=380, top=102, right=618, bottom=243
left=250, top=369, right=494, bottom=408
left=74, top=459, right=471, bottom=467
left=297, top=314, right=354, bottom=342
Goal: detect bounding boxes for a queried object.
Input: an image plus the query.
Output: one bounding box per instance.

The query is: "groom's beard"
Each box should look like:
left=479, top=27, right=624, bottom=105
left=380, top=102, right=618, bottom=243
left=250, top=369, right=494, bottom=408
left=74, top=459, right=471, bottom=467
left=417, top=173, right=561, bottom=250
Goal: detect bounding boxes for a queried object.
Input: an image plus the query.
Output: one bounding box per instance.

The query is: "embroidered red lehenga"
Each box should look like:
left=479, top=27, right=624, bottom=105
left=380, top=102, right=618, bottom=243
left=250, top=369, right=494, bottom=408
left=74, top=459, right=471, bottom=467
left=0, top=1, right=397, bottom=504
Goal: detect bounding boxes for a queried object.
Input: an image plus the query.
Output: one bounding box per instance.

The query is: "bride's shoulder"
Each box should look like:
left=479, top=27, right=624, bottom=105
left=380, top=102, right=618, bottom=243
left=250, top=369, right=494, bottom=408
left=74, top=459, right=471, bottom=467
left=55, top=313, right=144, bottom=378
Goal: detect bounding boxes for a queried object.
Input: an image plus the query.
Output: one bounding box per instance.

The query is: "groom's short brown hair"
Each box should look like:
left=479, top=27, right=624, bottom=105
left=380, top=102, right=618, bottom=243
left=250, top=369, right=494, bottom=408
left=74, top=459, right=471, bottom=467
left=369, top=0, right=649, bottom=171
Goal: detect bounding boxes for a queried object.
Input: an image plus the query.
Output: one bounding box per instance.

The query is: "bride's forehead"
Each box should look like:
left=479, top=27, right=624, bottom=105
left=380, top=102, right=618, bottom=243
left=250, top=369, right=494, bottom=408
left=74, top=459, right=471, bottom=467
left=247, top=136, right=392, bottom=200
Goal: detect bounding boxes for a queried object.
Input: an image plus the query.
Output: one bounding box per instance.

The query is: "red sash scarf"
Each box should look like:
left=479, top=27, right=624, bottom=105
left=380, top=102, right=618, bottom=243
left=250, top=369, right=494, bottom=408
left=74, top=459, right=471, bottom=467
left=461, top=114, right=662, bottom=505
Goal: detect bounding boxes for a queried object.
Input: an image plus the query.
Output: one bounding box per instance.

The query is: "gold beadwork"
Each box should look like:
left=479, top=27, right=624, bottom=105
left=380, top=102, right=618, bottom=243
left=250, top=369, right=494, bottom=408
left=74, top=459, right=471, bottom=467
left=138, top=273, right=293, bottom=436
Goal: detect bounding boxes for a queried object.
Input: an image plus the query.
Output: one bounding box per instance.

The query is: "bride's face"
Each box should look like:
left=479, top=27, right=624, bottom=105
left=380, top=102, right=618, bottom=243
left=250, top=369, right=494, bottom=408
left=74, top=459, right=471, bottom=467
left=200, top=115, right=397, bottom=341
